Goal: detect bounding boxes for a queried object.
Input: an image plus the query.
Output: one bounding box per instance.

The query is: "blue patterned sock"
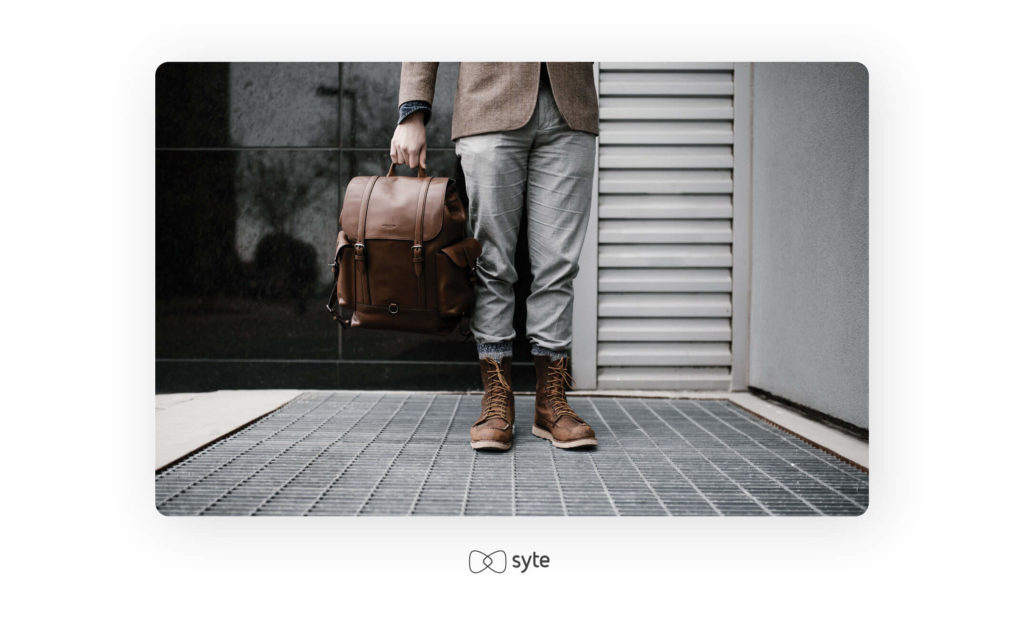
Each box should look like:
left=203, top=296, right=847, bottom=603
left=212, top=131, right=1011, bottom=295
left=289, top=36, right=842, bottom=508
left=477, top=340, right=513, bottom=361
left=531, top=344, right=568, bottom=361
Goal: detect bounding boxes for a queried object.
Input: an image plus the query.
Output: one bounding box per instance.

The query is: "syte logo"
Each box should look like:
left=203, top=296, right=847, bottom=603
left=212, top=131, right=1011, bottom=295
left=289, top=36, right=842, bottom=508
left=468, top=550, right=550, bottom=574
left=469, top=550, right=507, bottom=573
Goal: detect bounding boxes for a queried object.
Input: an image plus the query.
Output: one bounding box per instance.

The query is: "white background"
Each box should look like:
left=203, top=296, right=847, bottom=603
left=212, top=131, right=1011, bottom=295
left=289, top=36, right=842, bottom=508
left=2, top=1, right=1021, bottom=622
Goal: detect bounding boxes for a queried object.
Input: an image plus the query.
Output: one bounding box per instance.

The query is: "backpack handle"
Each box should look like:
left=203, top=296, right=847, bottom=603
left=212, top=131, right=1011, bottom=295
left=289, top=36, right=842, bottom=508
left=386, top=161, right=428, bottom=178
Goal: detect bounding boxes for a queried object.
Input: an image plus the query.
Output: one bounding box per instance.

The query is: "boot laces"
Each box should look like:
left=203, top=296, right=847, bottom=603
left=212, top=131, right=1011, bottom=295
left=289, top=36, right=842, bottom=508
left=544, top=357, right=580, bottom=422
left=476, top=359, right=512, bottom=426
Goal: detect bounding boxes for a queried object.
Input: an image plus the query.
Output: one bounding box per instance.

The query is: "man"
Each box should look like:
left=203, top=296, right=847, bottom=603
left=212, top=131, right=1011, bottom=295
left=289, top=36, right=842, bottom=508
left=391, top=62, right=599, bottom=452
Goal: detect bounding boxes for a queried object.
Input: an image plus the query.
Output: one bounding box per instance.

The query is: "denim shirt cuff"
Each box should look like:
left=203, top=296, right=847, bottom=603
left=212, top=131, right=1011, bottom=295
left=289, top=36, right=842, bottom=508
left=398, top=101, right=432, bottom=126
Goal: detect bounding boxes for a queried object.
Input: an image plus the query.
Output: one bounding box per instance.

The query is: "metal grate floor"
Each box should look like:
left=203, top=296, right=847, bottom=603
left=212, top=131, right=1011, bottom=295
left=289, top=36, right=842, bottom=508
left=156, top=392, right=868, bottom=516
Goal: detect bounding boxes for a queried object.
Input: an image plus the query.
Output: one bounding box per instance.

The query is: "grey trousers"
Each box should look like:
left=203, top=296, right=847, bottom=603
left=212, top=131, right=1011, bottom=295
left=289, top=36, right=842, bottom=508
left=454, top=79, right=596, bottom=354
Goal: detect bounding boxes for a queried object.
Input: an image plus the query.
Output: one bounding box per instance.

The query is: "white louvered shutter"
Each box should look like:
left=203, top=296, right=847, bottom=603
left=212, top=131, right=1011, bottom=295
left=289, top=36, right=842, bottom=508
left=595, top=63, right=739, bottom=390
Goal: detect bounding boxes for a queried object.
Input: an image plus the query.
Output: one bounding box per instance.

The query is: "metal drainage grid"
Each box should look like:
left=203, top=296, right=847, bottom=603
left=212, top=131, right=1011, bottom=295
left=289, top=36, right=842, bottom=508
left=156, top=392, right=868, bottom=516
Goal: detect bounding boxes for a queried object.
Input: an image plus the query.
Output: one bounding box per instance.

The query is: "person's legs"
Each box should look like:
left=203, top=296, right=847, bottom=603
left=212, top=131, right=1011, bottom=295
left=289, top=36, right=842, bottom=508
left=456, top=107, right=539, bottom=450
left=523, top=80, right=598, bottom=449
left=455, top=126, right=534, bottom=361
left=523, top=82, right=596, bottom=358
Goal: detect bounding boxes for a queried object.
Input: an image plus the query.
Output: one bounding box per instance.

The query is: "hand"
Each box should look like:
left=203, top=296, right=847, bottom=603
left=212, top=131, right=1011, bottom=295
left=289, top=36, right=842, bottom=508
left=390, top=111, right=428, bottom=169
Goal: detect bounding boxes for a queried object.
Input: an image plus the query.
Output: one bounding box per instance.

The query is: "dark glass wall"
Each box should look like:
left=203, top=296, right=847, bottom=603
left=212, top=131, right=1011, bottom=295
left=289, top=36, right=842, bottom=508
left=156, top=62, right=535, bottom=392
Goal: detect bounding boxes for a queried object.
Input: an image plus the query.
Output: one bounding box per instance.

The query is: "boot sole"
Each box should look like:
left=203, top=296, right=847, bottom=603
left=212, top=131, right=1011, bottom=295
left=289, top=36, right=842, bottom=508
left=532, top=425, right=598, bottom=449
left=471, top=439, right=512, bottom=451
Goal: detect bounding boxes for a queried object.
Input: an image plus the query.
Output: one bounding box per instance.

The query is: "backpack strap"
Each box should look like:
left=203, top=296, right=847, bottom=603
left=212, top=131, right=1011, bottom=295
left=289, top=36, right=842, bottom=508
left=354, top=175, right=379, bottom=306
left=412, top=176, right=434, bottom=308
left=326, top=278, right=352, bottom=328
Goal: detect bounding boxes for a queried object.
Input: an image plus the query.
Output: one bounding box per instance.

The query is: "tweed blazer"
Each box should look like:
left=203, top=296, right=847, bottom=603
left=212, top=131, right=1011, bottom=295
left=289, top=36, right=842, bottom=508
left=398, top=62, right=599, bottom=141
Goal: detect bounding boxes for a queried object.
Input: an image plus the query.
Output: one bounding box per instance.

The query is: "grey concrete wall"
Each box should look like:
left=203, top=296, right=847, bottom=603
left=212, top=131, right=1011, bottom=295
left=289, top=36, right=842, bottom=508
left=748, top=63, right=868, bottom=429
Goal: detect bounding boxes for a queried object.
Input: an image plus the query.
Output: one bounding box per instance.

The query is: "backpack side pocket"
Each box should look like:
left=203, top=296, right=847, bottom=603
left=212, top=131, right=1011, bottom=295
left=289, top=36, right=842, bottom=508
left=335, top=230, right=355, bottom=309
left=436, top=237, right=482, bottom=317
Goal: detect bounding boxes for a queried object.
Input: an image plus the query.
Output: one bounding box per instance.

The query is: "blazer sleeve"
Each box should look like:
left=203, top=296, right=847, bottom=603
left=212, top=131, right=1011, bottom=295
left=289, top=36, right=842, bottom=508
left=398, top=62, right=440, bottom=105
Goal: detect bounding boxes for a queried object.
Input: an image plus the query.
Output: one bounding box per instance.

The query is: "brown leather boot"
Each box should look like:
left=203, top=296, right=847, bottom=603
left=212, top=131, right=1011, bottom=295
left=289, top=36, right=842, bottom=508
left=532, top=355, right=598, bottom=448
left=470, top=357, right=515, bottom=450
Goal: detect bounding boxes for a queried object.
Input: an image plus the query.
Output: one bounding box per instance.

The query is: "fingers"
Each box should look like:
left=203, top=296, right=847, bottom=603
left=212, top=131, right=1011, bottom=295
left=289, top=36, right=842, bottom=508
left=389, top=127, right=427, bottom=169
left=405, top=143, right=419, bottom=169
left=390, top=135, right=407, bottom=165
left=389, top=138, right=401, bottom=165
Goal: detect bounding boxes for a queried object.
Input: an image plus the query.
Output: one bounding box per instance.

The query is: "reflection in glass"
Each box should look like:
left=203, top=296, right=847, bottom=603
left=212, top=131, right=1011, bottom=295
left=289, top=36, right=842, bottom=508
left=156, top=62, right=533, bottom=390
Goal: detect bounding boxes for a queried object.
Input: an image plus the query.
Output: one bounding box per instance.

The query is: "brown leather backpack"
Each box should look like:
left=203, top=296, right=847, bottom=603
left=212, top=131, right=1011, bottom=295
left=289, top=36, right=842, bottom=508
left=326, top=163, right=481, bottom=335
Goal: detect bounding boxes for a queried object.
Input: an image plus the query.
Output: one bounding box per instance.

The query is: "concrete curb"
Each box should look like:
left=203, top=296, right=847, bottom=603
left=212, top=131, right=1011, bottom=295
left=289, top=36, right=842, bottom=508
left=156, top=390, right=303, bottom=470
